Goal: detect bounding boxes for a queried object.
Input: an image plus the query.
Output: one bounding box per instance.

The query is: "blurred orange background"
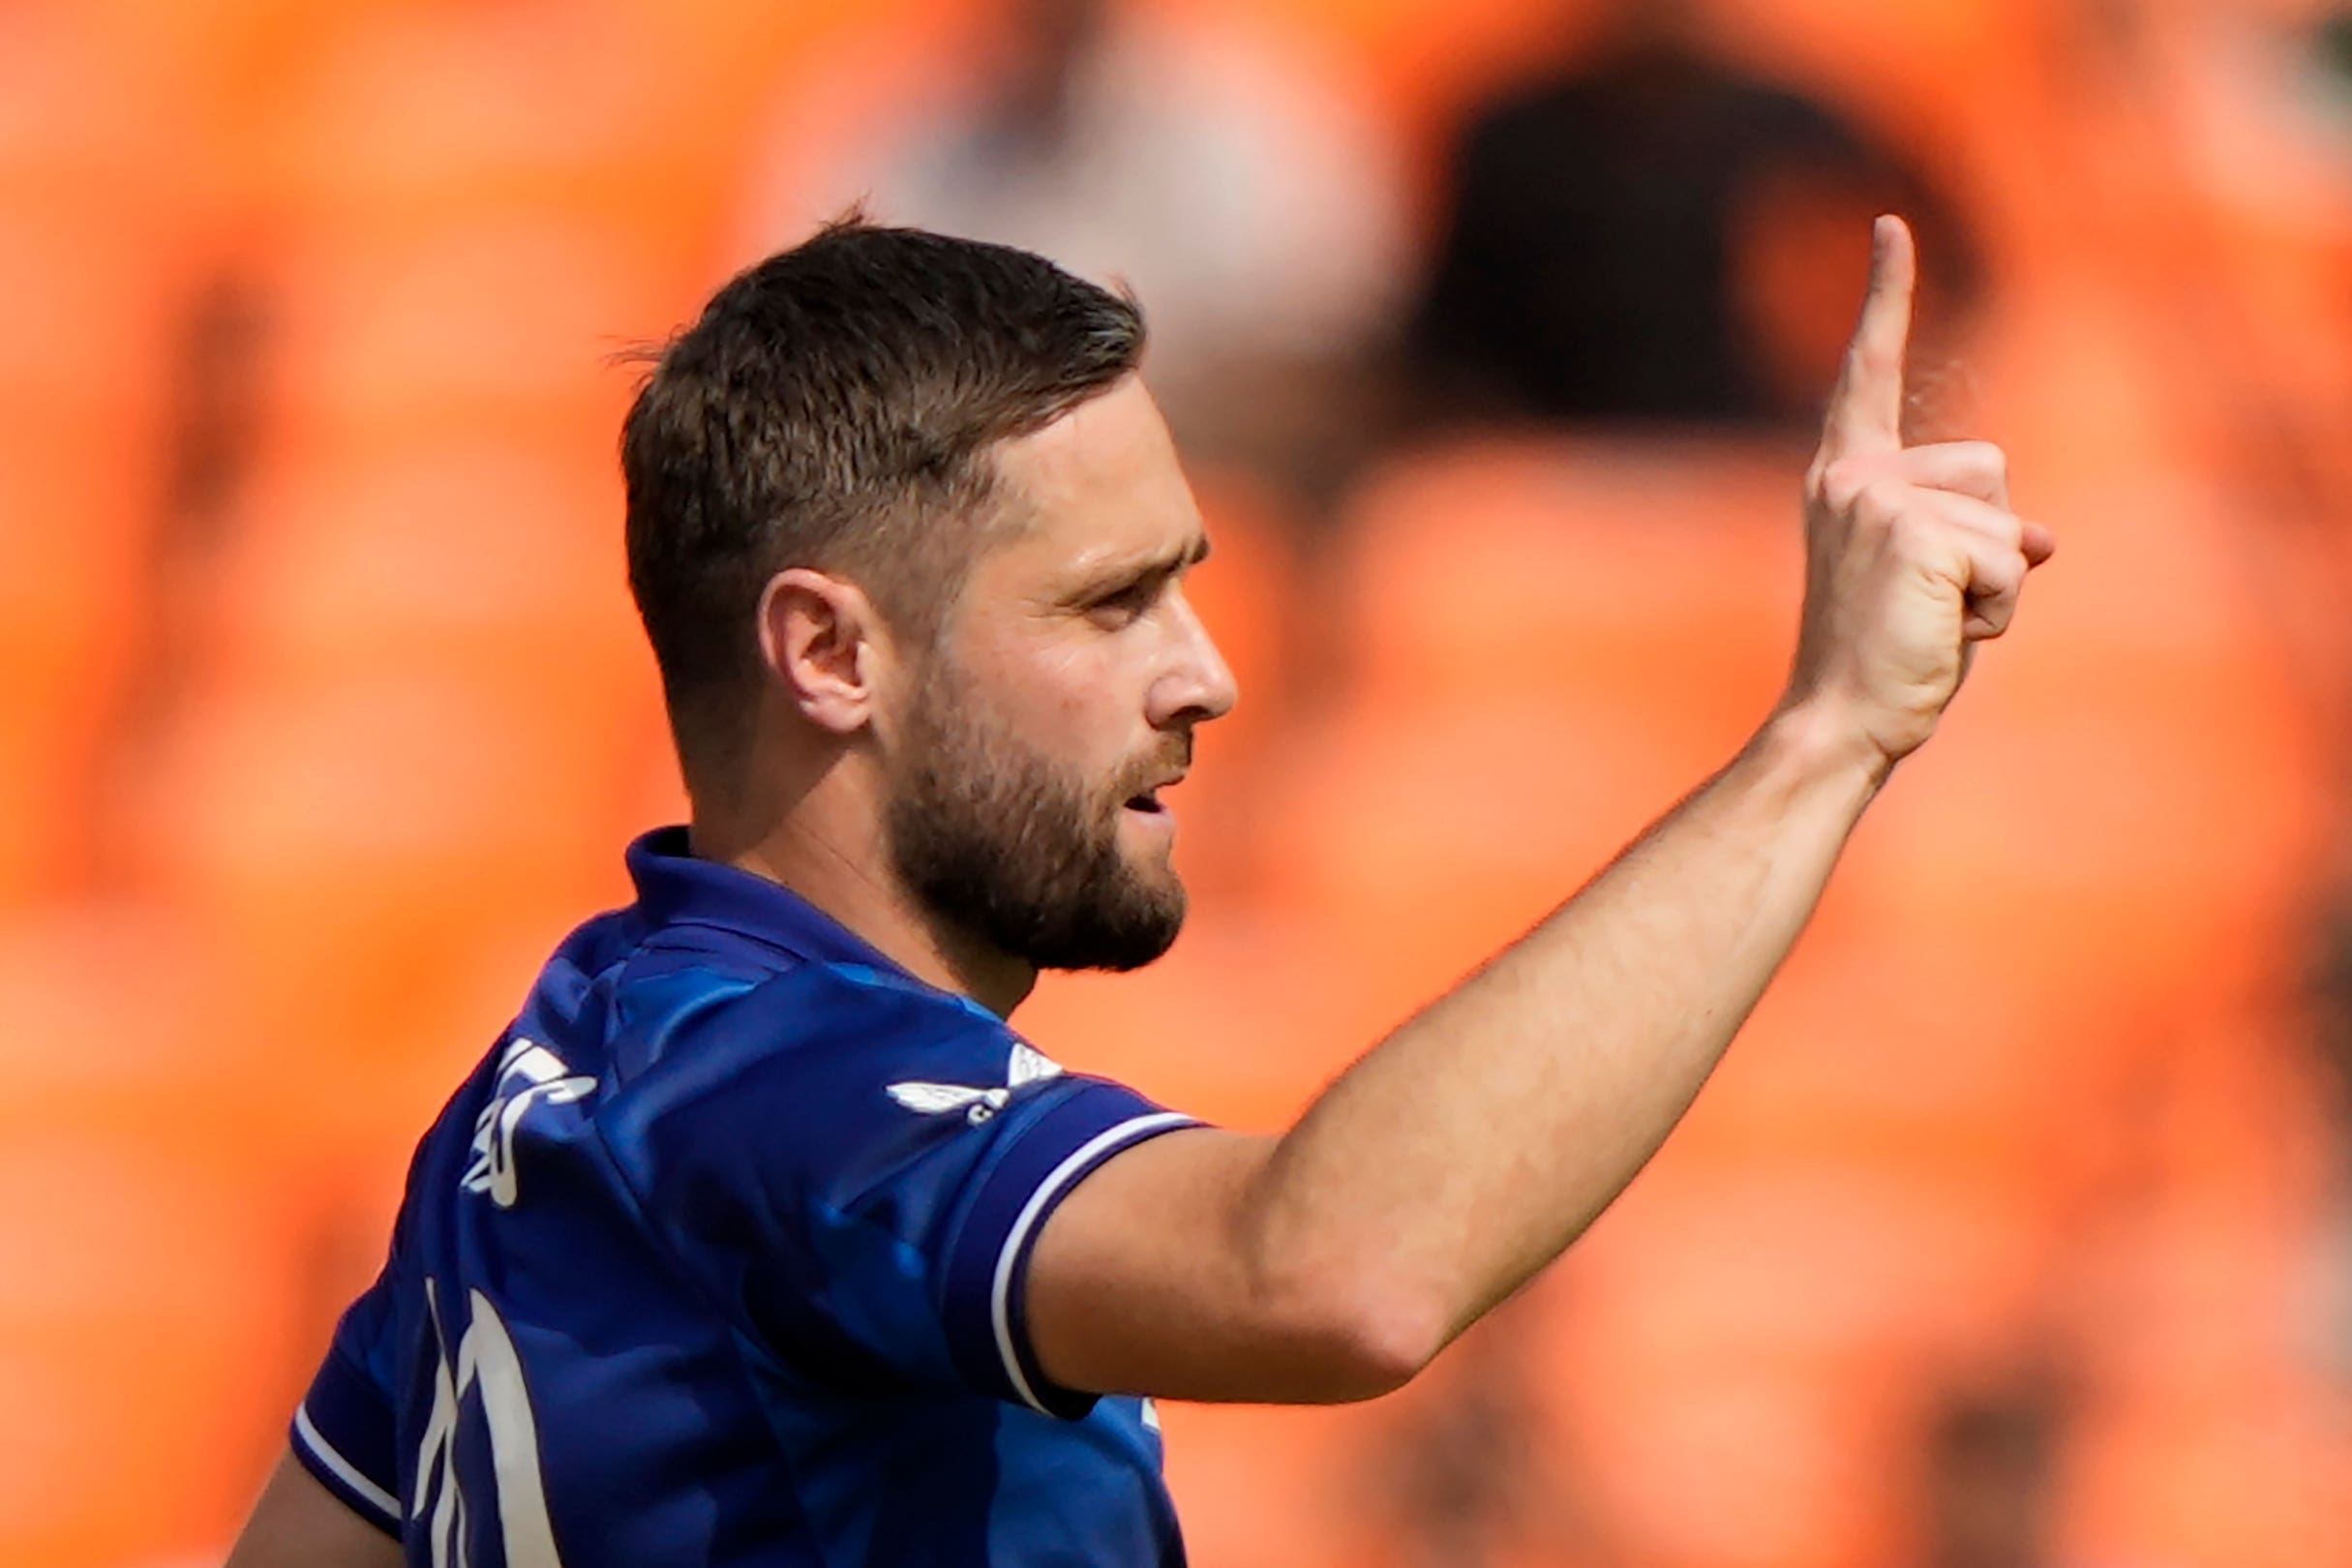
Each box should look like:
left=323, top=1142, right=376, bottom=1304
left=6, top=0, right=2352, bottom=1564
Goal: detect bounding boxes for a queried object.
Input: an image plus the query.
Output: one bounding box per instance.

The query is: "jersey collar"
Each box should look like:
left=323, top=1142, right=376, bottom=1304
left=624, top=826, right=919, bottom=978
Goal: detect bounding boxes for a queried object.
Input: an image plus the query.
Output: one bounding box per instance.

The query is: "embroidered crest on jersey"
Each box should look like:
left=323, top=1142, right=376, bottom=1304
left=462, top=1040, right=598, bottom=1208
left=887, top=1041, right=1063, bottom=1125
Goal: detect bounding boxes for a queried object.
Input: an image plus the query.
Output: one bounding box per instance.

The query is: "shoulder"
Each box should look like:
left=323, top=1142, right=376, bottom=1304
left=617, top=947, right=1021, bottom=1091
left=593, top=953, right=1048, bottom=1192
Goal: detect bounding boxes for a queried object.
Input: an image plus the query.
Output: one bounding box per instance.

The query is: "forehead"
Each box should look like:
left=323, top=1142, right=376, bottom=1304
left=980, top=376, right=1203, bottom=577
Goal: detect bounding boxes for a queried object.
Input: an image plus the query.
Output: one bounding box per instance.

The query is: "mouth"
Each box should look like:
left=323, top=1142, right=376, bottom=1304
left=1122, top=771, right=1187, bottom=817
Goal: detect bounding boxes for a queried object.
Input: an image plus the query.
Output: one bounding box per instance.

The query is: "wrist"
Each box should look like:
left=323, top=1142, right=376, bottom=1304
left=1752, top=698, right=1894, bottom=804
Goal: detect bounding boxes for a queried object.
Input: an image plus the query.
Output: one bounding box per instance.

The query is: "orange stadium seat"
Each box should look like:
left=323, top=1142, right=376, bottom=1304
left=0, top=19, right=211, bottom=904
left=1324, top=435, right=1799, bottom=726
left=1494, top=826, right=2281, bottom=1568
left=1704, top=0, right=2043, bottom=143
left=1136, top=465, right=1305, bottom=897
left=2031, top=1002, right=2349, bottom=1568
left=244, top=1, right=742, bottom=289
left=1256, top=435, right=1811, bottom=1040
left=259, top=216, right=684, bottom=467
left=82, top=0, right=355, bottom=138
left=0, top=904, right=306, bottom=1566
left=618, top=703, right=695, bottom=839
left=121, top=663, right=632, bottom=1050
left=2062, top=1399, right=2352, bottom=1568
left=0, top=1130, right=297, bottom=1567
left=1531, top=1309, right=1909, bottom=1568
left=1516, top=1035, right=2093, bottom=1568
left=209, top=440, right=650, bottom=710
left=1552, top=1053, right=2058, bottom=1566
left=1969, top=1, right=2352, bottom=741
left=1157, top=1402, right=1371, bottom=1568
left=1838, top=465, right=2329, bottom=1024
left=0, top=438, right=149, bottom=901
left=1015, top=902, right=1360, bottom=1131
left=1184, top=466, right=1303, bottom=756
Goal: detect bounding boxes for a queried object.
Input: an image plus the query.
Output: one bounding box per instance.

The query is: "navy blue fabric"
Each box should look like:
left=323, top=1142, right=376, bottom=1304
left=290, top=829, right=1196, bottom=1566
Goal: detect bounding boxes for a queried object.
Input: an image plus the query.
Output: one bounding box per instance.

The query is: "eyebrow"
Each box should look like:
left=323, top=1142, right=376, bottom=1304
left=1066, top=533, right=1212, bottom=602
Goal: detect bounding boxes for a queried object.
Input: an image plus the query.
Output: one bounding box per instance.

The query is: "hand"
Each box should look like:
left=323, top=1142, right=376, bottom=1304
left=1781, top=216, right=2056, bottom=772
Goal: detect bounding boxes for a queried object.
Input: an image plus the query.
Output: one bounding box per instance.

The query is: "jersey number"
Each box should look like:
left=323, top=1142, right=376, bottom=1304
left=413, top=1280, right=563, bottom=1568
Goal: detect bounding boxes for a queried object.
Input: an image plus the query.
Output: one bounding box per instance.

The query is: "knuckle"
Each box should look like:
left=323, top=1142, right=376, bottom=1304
left=1850, top=342, right=1897, bottom=381
left=1814, top=456, right=1871, bottom=504
left=1975, top=507, right=2025, bottom=551
left=1857, top=478, right=1912, bottom=520
left=1981, top=560, right=2027, bottom=603
left=1956, top=438, right=2007, bottom=476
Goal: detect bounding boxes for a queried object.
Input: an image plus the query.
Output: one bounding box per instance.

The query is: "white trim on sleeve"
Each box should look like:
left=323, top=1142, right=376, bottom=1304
left=294, top=1401, right=402, bottom=1524
left=988, top=1111, right=1195, bottom=1415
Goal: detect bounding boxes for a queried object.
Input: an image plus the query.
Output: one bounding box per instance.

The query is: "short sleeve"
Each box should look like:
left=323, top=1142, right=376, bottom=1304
left=607, top=966, right=1199, bottom=1418
left=289, top=1266, right=404, bottom=1537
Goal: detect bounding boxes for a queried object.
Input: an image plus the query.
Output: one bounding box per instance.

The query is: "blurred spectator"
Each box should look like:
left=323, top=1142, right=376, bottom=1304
left=2305, top=878, right=2352, bottom=1378
left=1362, top=1296, right=1602, bottom=1568
left=739, top=0, right=1412, bottom=496
left=1409, top=0, right=1979, bottom=430
left=1918, top=1377, right=2066, bottom=1568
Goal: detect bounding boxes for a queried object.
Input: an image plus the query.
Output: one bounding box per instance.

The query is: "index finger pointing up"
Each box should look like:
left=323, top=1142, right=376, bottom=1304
left=1821, top=215, right=1915, bottom=460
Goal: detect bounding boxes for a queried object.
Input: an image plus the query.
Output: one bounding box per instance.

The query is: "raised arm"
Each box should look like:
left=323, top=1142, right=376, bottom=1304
left=1024, top=217, right=2056, bottom=1403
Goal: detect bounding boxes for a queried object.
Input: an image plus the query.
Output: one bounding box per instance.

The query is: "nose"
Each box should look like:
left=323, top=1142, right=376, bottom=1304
left=1149, top=584, right=1239, bottom=729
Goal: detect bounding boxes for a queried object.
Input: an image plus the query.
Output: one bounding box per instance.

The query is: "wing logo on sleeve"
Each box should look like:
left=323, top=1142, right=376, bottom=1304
left=462, top=1039, right=598, bottom=1208
left=414, top=1279, right=563, bottom=1568
left=887, top=1041, right=1064, bottom=1126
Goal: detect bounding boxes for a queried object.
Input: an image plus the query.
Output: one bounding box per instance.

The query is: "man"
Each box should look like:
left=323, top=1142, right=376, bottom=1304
left=227, top=214, right=2049, bottom=1566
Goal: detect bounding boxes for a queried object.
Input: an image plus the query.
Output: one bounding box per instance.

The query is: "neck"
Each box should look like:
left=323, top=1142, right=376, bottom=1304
left=686, top=763, right=1039, bottom=1019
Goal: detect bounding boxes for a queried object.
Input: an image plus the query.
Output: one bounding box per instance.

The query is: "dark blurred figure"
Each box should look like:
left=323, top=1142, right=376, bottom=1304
left=1411, top=1, right=1979, bottom=430
left=1362, top=1297, right=1607, bottom=1568
left=2306, top=882, right=2352, bottom=1376
left=1918, top=1379, right=2066, bottom=1568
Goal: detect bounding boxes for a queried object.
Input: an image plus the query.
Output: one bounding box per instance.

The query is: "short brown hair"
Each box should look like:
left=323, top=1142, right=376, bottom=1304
left=621, top=217, right=1145, bottom=780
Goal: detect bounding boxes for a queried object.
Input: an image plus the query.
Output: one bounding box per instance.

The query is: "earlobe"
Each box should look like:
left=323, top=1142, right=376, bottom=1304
left=757, top=568, right=880, bottom=735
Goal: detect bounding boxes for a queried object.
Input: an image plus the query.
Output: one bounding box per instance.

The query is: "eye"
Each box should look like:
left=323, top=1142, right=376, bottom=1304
left=1085, top=578, right=1161, bottom=627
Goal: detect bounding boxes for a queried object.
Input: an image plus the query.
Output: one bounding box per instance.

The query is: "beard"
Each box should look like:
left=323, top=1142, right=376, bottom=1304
left=884, top=668, right=1188, bottom=973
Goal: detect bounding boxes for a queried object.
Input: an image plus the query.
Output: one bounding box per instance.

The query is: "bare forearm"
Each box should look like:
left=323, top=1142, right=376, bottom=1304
left=1240, top=708, right=1883, bottom=1363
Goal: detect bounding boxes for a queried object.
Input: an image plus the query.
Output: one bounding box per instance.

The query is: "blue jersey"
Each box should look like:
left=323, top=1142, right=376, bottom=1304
left=290, top=828, right=1199, bottom=1566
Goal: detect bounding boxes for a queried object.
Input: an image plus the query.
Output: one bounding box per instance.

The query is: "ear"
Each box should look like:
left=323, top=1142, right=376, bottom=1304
left=756, top=568, right=892, bottom=735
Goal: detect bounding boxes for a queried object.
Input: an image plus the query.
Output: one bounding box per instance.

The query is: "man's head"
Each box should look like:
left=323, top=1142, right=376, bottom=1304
left=623, top=220, right=1235, bottom=976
